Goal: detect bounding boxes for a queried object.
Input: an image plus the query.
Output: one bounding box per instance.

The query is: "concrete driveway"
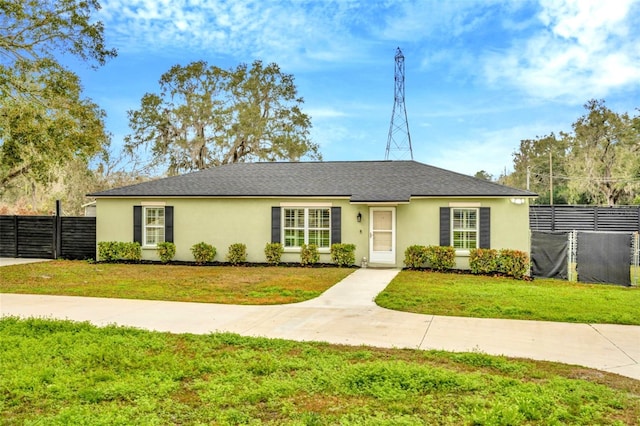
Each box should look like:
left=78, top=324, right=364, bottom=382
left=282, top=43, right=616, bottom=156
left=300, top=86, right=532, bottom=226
left=1, top=268, right=638, bottom=380
left=0, top=257, right=52, bottom=267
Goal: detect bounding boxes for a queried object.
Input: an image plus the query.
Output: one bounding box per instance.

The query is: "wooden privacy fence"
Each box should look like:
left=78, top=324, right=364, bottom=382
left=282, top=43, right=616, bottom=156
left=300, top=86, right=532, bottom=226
left=0, top=215, right=96, bottom=260
left=530, top=205, right=640, bottom=232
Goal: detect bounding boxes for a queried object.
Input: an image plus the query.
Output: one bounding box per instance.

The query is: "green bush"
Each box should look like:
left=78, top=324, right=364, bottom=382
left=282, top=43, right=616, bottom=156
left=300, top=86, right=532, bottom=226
left=157, top=242, right=176, bottom=263
left=498, top=249, right=530, bottom=279
left=403, top=245, right=429, bottom=269
left=264, top=243, right=284, bottom=265
left=425, top=245, right=455, bottom=271
left=97, top=241, right=119, bottom=261
left=97, top=241, right=141, bottom=262
left=191, top=242, right=216, bottom=264
left=469, top=248, right=499, bottom=274
left=300, top=243, right=319, bottom=266
left=330, top=243, right=356, bottom=267
left=226, top=243, right=247, bottom=265
left=119, top=242, right=142, bottom=261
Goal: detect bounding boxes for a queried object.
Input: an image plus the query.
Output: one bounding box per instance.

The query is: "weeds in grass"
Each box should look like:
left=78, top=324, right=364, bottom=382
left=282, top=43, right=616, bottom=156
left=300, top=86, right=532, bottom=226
left=1, top=317, right=638, bottom=425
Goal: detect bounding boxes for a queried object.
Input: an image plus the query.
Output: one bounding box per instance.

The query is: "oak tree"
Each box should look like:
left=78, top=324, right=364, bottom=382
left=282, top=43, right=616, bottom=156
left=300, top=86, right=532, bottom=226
left=125, top=60, right=320, bottom=175
left=0, top=0, right=116, bottom=192
left=565, top=100, right=640, bottom=205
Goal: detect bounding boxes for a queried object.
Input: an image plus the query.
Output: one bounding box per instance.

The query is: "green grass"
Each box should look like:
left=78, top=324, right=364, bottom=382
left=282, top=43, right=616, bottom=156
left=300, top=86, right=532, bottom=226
left=2, top=317, right=638, bottom=425
left=376, top=270, right=640, bottom=325
left=0, top=260, right=353, bottom=304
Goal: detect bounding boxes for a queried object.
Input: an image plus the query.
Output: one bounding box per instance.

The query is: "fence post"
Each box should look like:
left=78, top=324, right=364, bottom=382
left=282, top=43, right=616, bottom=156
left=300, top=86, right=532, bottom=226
left=54, top=200, right=62, bottom=259
left=631, top=232, right=640, bottom=286
left=567, top=230, right=577, bottom=282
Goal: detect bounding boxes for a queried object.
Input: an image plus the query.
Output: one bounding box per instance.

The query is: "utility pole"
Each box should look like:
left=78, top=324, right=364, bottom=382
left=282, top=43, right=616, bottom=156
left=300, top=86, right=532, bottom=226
left=385, top=47, right=413, bottom=160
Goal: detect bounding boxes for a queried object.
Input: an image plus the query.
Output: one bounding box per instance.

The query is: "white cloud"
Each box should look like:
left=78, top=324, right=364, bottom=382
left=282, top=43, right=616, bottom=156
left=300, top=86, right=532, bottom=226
left=97, top=0, right=379, bottom=69
left=483, top=0, right=640, bottom=102
left=306, top=108, right=349, bottom=119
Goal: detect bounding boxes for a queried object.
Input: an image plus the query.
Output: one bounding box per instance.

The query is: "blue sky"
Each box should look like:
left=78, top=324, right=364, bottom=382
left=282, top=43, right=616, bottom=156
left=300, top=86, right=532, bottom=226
left=72, top=0, right=640, bottom=178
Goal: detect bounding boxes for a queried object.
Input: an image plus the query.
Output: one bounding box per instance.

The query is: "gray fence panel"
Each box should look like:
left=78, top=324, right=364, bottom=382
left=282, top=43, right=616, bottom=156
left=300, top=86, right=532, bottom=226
left=576, top=232, right=632, bottom=286
left=531, top=232, right=568, bottom=279
left=530, top=205, right=640, bottom=232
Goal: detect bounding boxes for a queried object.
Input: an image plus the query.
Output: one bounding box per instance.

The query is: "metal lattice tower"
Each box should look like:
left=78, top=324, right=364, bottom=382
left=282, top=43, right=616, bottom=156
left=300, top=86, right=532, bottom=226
left=385, top=47, right=413, bottom=160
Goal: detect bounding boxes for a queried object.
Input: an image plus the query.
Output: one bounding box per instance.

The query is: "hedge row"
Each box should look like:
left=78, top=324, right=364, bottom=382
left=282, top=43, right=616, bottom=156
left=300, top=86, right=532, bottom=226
left=403, top=245, right=530, bottom=279
left=469, top=248, right=530, bottom=279
left=98, top=241, right=356, bottom=267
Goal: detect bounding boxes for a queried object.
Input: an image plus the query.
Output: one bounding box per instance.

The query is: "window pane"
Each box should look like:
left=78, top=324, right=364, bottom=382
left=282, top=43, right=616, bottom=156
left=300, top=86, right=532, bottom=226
left=284, top=209, right=304, bottom=228
left=146, top=208, right=164, bottom=226
left=145, top=227, right=165, bottom=246
left=453, top=209, right=477, bottom=230
left=309, top=229, right=330, bottom=248
left=453, top=230, right=477, bottom=249
left=309, top=209, right=330, bottom=228
left=284, top=229, right=304, bottom=247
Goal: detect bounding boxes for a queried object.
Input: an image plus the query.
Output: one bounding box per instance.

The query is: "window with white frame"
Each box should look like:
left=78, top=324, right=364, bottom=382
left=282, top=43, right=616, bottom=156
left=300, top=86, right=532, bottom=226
left=144, top=207, right=165, bottom=246
left=283, top=208, right=331, bottom=249
left=451, top=208, right=477, bottom=250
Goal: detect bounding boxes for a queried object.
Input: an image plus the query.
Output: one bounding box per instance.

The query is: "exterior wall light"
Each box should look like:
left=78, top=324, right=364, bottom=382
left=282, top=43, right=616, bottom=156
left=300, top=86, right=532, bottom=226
left=510, top=198, right=526, bottom=205
left=357, top=212, right=362, bottom=222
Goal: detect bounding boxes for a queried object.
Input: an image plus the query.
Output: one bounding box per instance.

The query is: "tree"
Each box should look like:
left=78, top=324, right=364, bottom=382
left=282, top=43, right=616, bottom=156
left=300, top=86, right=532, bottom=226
left=506, top=133, right=569, bottom=204
left=473, top=170, right=493, bottom=181
left=0, top=0, right=116, bottom=194
left=0, top=63, right=108, bottom=190
left=125, top=60, right=321, bottom=175
left=565, top=100, right=640, bottom=206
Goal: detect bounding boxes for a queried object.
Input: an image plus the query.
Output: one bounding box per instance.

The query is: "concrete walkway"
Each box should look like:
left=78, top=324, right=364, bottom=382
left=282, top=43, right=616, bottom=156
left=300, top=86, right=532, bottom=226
left=1, top=268, right=639, bottom=380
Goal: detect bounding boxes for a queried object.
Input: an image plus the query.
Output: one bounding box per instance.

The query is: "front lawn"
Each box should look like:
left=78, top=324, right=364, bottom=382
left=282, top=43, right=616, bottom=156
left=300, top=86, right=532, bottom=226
left=376, top=270, right=640, bottom=325
left=0, top=260, right=353, bottom=304
left=2, top=317, right=638, bottom=425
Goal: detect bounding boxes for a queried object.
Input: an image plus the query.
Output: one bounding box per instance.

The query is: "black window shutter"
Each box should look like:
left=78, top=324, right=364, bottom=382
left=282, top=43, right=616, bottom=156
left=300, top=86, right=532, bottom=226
left=479, top=207, right=490, bottom=248
left=439, top=207, right=450, bottom=246
left=331, top=207, right=341, bottom=244
left=271, top=207, right=281, bottom=243
left=133, top=206, right=142, bottom=244
left=165, top=206, right=174, bottom=243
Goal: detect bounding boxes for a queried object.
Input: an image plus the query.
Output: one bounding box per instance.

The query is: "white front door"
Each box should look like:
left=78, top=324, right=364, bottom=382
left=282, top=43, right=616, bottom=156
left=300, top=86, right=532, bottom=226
left=369, top=207, right=396, bottom=264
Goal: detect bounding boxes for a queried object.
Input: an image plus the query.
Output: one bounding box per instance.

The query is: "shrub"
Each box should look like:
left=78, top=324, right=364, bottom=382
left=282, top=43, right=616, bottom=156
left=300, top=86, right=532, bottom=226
left=469, top=248, right=499, bottom=274
left=331, top=243, right=356, bottom=267
left=498, top=249, right=530, bottom=279
left=97, top=241, right=119, bottom=262
left=97, top=241, right=141, bottom=262
left=226, top=243, right=247, bottom=265
left=403, top=245, right=428, bottom=269
left=119, top=242, right=142, bottom=261
left=191, top=242, right=216, bottom=264
left=425, top=245, right=455, bottom=271
left=264, top=243, right=284, bottom=265
left=300, top=244, right=319, bottom=266
left=157, top=242, right=176, bottom=263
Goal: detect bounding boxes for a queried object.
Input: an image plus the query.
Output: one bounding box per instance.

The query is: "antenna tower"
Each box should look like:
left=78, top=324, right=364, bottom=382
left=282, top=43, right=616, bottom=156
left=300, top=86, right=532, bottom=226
left=385, top=47, right=413, bottom=160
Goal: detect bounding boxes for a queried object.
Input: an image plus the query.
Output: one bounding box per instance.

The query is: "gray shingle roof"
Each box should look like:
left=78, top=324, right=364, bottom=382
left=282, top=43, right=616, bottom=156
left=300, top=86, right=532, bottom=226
left=89, top=160, right=536, bottom=201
